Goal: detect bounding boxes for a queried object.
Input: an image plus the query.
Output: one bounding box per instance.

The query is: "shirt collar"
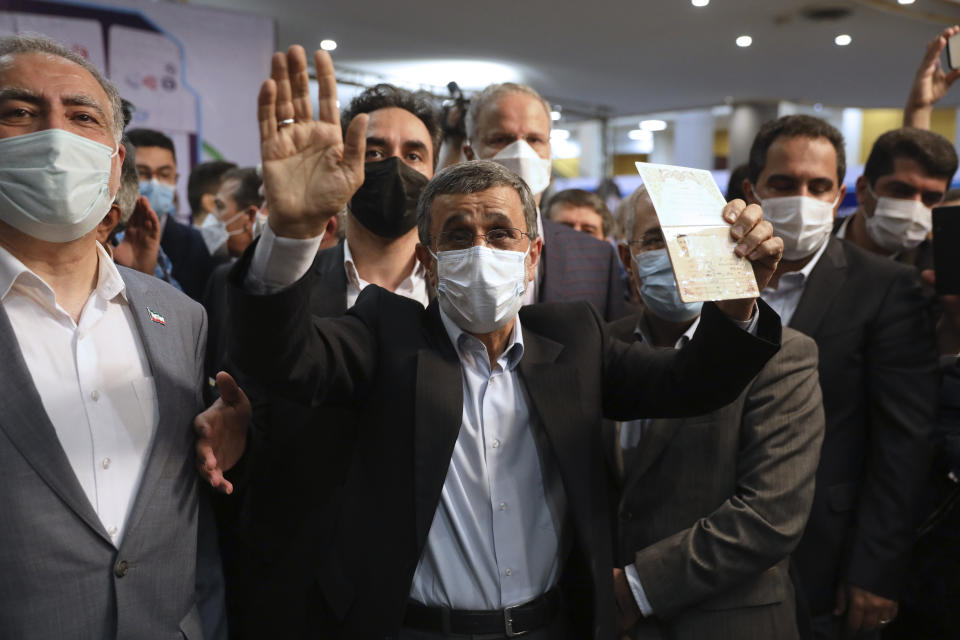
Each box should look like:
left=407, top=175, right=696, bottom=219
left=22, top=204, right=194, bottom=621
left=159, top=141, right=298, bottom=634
left=769, top=236, right=830, bottom=292
left=634, top=313, right=700, bottom=350
left=438, top=306, right=525, bottom=371
left=0, top=242, right=127, bottom=304
left=343, top=239, right=427, bottom=289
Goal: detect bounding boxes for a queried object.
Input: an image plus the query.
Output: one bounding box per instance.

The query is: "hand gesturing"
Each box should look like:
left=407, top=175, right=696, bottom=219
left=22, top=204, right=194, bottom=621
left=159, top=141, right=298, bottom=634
left=258, top=46, right=368, bottom=239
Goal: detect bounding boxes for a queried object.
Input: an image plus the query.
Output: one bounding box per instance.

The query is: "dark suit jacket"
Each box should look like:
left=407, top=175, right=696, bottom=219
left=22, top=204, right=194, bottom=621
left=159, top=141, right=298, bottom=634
left=539, top=219, right=630, bottom=321
left=610, top=320, right=824, bottom=640
left=227, top=245, right=781, bottom=639
left=161, top=216, right=218, bottom=302
left=787, top=237, right=938, bottom=615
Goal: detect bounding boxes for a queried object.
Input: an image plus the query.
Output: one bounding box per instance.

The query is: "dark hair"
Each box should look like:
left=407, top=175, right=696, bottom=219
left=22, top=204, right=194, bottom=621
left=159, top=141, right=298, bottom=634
left=417, top=160, right=538, bottom=245
left=545, top=188, right=615, bottom=236
left=748, top=115, right=846, bottom=187
left=126, top=128, right=177, bottom=163
left=864, top=127, right=958, bottom=187
left=725, top=164, right=749, bottom=201
left=341, top=84, right=441, bottom=168
left=221, top=167, right=262, bottom=211
left=188, top=161, right=237, bottom=214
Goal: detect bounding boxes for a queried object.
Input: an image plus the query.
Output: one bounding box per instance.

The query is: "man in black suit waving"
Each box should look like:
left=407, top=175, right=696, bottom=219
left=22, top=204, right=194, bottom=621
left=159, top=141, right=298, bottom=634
left=202, top=45, right=785, bottom=639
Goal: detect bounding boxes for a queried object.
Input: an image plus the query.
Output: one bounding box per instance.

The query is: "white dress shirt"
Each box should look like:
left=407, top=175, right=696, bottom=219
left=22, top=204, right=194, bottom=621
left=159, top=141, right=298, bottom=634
left=248, top=225, right=567, bottom=610
left=343, top=239, right=428, bottom=308
left=409, top=310, right=566, bottom=609
left=760, top=238, right=829, bottom=327
left=0, top=244, right=158, bottom=545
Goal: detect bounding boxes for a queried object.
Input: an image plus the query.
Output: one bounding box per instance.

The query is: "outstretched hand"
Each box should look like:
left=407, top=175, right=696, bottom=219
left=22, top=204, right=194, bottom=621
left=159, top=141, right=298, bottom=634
left=258, top=46, right=368, bottom=239
left=194, top=372, right=251, bottom=494
left=905, top=26, right=960, bottom=128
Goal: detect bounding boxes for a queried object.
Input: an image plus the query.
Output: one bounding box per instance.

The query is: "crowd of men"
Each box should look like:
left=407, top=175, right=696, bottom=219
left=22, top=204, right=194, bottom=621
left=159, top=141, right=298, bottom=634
left=0, top=23, right=959, bottom=640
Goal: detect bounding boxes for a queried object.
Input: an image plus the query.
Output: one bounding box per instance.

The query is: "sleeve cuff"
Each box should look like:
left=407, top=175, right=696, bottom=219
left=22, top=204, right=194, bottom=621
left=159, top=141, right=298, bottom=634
left=625, top=564, right=655, bottom=617
left=732, top=301, right=760, bottom=335
left=245, top=222, right=324, bottom=294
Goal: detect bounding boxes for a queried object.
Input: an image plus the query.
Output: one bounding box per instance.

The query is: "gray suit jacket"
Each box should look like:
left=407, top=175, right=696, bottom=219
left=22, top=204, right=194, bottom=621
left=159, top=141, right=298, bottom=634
left=0, top=267, right=208, bottom=639
left=612, top=322, right=825, bottom=640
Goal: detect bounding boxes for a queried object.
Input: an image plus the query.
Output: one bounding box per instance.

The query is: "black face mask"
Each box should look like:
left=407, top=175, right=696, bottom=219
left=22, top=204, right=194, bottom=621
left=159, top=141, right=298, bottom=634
left=349, top=157, right=429, bottom=238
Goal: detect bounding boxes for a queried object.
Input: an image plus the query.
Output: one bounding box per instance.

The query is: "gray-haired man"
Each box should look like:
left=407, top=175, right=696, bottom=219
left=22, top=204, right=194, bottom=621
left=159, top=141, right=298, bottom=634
left=0, top=34, right=232, bottom=639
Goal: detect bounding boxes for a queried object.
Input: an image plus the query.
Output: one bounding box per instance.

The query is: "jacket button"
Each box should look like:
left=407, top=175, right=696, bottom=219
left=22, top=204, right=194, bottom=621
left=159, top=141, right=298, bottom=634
left=114, top=560, right=129, bottom=578
left=620, top=510, right=633, bottom=522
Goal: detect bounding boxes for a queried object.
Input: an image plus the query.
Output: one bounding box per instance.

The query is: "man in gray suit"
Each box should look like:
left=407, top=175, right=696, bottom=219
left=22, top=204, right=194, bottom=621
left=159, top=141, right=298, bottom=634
left=611, top=186, right=825, bottom=639
left=0, top=35, right=230, bottom=639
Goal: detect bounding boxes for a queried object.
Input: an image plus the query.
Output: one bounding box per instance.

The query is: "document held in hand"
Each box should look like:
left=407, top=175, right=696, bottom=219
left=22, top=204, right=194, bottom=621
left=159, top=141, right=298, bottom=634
left=635, top=162, right=760, bottom=303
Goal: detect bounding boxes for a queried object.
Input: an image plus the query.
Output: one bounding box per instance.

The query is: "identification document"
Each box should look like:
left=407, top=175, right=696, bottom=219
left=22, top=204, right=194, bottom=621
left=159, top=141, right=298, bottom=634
left=635, top=162, right=759, bottom=303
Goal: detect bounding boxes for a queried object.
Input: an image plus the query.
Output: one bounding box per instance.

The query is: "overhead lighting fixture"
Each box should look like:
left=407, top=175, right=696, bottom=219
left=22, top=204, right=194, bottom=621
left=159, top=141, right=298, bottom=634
left=897, top=0, right=915, bottom=4
left=550, top=129, right=570, bottom=141
left=834, top=34, right=852, bottom=46
left=691, top=0, right=709, bottom=6
left=736, top=35, right=753, bottom=48
left=628, top=129, right=655, bottom=153
left=639, top=119, right=667, bottom=132
left=320, top=39, right=338, bottom=51
left=550, top=110, right=562, bottom=121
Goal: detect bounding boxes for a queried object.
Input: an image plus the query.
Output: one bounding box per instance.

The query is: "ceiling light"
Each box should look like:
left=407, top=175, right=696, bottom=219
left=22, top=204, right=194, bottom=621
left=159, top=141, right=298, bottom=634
left=628, top=129, right=655, bottom=153
left=550, top=110, right=562, bottom=121
left=550, top=129, right=570, bottom=141
left=736, top=35, right=753, bottom=48
left=691, top=0, right=709, bottom=6
left=639, top=119, right=667, bottom=132
left=897, top=0, right=915, bottom=4
left=320, top=39, right=337, bottom=51
left=834, top=34, right=852, bottom=46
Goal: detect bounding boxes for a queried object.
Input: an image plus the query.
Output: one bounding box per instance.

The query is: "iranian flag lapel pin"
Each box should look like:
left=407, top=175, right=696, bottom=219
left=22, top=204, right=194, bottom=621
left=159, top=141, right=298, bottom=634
left=147, top=307, right=166, bottom=325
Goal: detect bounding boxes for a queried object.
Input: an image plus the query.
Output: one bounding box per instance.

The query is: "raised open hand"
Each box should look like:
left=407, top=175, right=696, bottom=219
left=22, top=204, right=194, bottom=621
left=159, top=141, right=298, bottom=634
left=258, top=46, right=368, bottom=239
left=113, top=195, right=161, bottom=275
left=905, top=26, right=960, bottom=129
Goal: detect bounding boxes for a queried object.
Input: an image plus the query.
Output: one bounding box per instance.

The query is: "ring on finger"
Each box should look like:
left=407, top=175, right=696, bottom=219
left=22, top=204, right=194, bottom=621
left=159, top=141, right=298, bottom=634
left=878, top=619, right=891, bottom=626
left=278, top=118, right=295, bottom=128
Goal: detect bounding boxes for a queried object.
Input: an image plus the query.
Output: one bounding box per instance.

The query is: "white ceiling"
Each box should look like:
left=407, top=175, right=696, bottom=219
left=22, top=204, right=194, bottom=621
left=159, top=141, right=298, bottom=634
left=191, top=0, right=960, bottom=118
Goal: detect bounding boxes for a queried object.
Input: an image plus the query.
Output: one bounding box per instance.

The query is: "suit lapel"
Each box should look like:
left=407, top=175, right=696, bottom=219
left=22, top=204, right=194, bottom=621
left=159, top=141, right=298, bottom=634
left=310, top=242, right=348, bottom=316
left=789, top=237, right=847, bottom=336
left=413, top=303, right=464, bottom=543
left=517, top=327, right=580, bottom=486
left=0, top=305, right=110, bottom=541
left=119, top=274, right=187, bottom=537
left=621, top=417, right=684, bottom=496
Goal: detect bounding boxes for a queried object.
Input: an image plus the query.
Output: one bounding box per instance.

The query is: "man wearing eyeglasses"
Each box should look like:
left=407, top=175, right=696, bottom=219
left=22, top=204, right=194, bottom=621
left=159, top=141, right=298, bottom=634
left=198, top=46, right=788, bottom=639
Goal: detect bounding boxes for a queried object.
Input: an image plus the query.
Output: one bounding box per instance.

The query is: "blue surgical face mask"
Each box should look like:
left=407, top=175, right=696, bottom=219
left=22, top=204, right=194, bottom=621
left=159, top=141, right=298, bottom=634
left=633, top=248, right=702, bottom=323
left=139, top=178, right=175, bottom=217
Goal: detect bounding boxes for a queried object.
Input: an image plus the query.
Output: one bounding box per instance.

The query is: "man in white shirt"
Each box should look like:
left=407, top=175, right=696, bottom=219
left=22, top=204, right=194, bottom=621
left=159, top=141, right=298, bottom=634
left=0, top=34, right=228, bottom=639
left=742, top=115, right=938, bottom=640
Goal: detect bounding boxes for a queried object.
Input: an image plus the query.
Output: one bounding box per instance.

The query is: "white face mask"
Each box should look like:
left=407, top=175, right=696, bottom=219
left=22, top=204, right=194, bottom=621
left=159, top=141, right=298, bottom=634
left=199, top=209, right=246, bottom=257
left=430, top=244, right=529, bottom=334
left=0, top=128, right=118, bottom=242
left=489, top=140, right=552, bottom=196
left=752, top=187, right=839, bottom=260
left=865, top=187, right=932, bottom=254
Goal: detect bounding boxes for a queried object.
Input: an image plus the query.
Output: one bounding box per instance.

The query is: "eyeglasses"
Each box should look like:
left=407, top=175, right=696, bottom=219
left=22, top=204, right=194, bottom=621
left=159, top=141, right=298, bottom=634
left=434, top=227, right=530, bottom=251
left=627, top=238, right=666, bottom=252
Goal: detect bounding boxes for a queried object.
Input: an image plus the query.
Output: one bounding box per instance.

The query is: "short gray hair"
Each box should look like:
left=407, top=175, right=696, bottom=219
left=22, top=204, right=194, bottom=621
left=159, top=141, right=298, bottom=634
left=114, top=139, right=139, bottom=225
left=618, top=185, right=651, bottom=243
left=417, top=160, right=539, bottom=246
left=0, top=34, right=124, bottom=143
left=465, top=82, right=552, bottom=143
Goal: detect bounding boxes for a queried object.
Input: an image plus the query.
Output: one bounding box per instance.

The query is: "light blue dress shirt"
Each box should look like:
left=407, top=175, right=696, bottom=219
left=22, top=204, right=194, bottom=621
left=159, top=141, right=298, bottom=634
left=408, top=309, right=567, bottom=610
